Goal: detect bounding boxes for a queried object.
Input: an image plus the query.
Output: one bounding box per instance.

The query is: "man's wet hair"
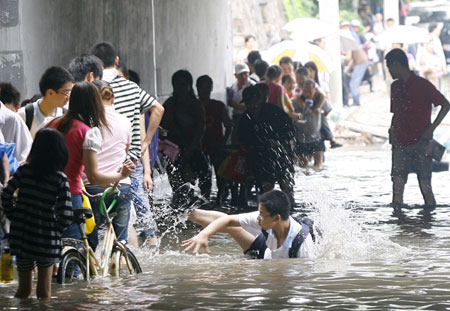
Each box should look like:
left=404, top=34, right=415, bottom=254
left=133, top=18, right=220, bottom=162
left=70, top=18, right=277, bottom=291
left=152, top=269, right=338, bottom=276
left=254, top=59, right=269, bottom=78
left=89, top=41, right=117, bottom=67
left=385, top=48, right=409, bottom=68
left=247, top=50, right=262, bottom=66
left=245, top=34, right=256, bottom=43
left=258, top=190, right=291, bottom=220
left=295, top=67, right=310, bottom=76
left=39, top=66, right=73, bottom=97
left=68, top=54, right=103, bottom=82
left=242, top=85, right=261, bottom=104
left=0, top=82, right=21, bottom=108
left=196, top=75, right=213, bottom=87
left=279, top=56, right=293, bottom=66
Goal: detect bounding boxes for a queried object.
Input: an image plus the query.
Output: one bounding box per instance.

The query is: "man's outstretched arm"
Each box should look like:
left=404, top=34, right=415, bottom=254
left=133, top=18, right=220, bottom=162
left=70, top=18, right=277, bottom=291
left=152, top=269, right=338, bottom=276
left=182, top=214, right=241, bottom=254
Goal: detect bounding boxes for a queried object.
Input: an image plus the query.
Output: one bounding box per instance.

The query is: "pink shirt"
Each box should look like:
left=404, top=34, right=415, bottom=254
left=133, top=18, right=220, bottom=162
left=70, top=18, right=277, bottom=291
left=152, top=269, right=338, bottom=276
left=266, top=82, right=286, bottom=109
left=84, top=105, right=132, bottom=185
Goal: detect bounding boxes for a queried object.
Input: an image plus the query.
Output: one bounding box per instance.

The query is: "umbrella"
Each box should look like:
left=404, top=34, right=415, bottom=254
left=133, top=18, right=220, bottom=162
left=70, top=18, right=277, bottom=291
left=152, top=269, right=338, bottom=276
left=285, top=18, right=337, bottom=42
left=262, top=40, right=335, bottom=72
left=378, top=25, right=430, bottom=44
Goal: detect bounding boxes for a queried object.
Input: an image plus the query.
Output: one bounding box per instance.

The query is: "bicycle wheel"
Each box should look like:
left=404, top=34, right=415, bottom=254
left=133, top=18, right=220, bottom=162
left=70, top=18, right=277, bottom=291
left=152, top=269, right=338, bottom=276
left=57, top=249, right=87, bottom=284
left=110, top=244, right=142, bottom=277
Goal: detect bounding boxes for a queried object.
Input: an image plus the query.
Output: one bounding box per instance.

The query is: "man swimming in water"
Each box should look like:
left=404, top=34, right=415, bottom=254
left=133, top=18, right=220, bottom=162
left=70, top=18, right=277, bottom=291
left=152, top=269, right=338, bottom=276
left=182, top=190, right=316, bottom=259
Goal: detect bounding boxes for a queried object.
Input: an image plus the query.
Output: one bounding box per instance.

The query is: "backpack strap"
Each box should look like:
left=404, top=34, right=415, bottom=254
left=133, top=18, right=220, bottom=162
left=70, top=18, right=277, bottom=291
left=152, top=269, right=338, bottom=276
left=25, top=104, right=34, bottom=130
left=288, top=215, right=315, bottom=258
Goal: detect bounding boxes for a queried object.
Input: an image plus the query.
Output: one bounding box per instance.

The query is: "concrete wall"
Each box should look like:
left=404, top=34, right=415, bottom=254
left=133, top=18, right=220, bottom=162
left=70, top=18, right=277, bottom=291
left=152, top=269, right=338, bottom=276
left=0, top=0, right=233, bottom=102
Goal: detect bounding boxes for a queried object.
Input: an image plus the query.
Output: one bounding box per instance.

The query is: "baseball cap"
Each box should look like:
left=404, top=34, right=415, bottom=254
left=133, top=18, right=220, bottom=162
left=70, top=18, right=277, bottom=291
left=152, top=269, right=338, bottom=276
left=235, top=63, right=250, bottom=75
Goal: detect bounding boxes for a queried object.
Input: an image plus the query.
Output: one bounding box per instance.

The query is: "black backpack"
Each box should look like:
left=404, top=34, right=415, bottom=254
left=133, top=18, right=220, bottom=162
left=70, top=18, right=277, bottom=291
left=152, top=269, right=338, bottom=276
left=24, top=104, right=67, bottom=130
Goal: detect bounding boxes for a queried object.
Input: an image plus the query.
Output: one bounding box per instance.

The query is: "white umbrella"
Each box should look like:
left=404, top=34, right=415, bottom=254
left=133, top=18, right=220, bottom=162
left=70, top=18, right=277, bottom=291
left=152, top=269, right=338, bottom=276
left=262, top=40, right=335, bottom=72
left=285, top=18, right=337, bottom=42
left=378, top=25, right=430, bottom=44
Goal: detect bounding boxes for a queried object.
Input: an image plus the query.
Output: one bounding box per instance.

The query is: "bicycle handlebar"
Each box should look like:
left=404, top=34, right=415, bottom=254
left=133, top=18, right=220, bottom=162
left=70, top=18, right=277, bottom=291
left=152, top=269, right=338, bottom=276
left=82, top=181, right=121, bottom=216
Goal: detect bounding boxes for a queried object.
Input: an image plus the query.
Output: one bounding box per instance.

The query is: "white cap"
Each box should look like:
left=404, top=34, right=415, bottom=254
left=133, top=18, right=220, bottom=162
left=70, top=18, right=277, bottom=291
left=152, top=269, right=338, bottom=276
left=235, top=63, right=250, bottom=75
left=351, top=19, right=361, bottom=27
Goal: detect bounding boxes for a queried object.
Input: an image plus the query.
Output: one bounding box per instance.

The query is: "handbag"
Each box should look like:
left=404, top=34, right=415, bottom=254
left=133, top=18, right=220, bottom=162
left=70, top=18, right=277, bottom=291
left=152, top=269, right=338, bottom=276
left=218, top=148, right=248, bottom=183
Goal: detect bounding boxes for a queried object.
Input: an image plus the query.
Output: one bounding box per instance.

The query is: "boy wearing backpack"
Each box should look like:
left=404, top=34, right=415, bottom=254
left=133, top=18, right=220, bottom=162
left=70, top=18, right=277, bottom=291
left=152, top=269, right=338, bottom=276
left=182, top=190, right=316, bottom=259
left=18, top=67, right=73, bottom=138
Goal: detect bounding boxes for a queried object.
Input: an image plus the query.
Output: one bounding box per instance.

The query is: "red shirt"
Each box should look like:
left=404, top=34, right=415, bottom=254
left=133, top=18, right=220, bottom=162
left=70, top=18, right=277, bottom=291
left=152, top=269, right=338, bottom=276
left=390, top=73, right=446, bottom=146
left=48, top=119, right=92, bottom=194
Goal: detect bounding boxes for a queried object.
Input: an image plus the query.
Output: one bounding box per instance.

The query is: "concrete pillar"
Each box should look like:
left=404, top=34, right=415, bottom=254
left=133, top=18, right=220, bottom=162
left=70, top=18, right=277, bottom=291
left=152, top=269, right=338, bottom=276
left=384, top=0, right=399, bottom=25
left=1, top=0, right=233, bottom=103
left=318, top=0, right=342, bottom=107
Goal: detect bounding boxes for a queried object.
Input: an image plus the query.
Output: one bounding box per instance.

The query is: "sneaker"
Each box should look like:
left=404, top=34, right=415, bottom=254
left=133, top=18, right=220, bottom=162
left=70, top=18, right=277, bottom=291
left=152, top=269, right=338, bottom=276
left=330, top=142, right=343, bottom=149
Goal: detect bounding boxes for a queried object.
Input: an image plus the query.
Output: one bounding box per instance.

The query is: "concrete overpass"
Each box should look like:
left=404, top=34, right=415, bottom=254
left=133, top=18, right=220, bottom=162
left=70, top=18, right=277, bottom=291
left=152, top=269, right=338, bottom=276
left=0, top=0, right=234, bottom=101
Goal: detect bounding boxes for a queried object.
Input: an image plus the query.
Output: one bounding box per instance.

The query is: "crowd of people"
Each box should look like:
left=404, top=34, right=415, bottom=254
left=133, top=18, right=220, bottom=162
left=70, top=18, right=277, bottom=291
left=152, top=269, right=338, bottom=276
left=0, top=5, right=449, bottom=298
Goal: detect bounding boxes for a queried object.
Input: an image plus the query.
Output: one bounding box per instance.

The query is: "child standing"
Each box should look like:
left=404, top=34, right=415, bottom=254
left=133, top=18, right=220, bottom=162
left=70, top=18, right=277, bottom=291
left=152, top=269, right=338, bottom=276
left=1, top=128, right=73, bottom=299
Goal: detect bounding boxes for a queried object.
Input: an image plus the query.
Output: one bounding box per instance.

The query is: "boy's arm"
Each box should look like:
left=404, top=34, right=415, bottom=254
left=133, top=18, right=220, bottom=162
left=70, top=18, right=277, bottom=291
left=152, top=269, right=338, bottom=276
left=182, top=214, right=241, bottom=253
left=142, top=103, right=164, bottom=156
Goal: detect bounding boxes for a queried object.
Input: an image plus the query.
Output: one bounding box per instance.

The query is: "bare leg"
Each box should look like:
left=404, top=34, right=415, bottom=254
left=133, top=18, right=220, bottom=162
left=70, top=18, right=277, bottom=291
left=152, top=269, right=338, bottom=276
left=127, top=225, right=139, bottom=247
left=418, top=179, right=436, bottom=206
left=392, top=176, right=406, bottom=205
left=15, top=270, right=33, bottom=299
left=313, top=151, right=323, bottom=167
left=188, top=209, right=255, bottom=251
left=36, top=265, right=53, bottom=300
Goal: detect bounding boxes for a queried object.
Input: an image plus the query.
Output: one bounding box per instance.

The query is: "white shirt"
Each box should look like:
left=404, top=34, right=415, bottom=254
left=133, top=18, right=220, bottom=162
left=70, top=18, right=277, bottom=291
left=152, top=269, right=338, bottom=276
left=231, top=80, right=255, bottom=117
left=17, top=100, right=65, bottom=139
left=0, top=102, right=33, bottom=162
left=239, top=211, right=316, bottom=259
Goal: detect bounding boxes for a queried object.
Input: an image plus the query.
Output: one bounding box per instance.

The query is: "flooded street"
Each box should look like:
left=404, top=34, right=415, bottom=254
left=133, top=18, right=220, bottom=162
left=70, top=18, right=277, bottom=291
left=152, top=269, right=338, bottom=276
left=2, top=146, right=450, bottom=310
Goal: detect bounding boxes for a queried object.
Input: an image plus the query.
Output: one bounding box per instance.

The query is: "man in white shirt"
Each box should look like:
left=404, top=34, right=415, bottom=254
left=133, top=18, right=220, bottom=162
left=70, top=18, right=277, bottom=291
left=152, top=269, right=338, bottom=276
left=183, top=190, right=315, bottom=259
left=18, top=67, right=73, bottom=138
left=0, top=101, right=32, bottom=163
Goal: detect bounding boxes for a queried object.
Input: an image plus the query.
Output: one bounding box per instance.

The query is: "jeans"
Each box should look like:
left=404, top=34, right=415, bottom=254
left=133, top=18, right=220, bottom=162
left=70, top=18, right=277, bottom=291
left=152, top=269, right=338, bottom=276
left=86, top=184, right=132, bottom=251
left=349, top=62, right=369, bottom=106
left=131, top=163, right=157, bottom=238
left=62, top=193, right=83, bottom=240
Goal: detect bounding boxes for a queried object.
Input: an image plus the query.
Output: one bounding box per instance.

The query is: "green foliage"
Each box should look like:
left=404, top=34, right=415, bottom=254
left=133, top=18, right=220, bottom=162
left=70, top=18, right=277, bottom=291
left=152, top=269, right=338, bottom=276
left=282, top=0, right=319, bottom=20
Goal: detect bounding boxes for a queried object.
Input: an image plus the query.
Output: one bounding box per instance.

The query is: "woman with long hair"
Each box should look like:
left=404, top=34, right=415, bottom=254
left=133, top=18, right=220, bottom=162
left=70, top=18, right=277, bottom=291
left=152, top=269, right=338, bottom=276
left=48, top=81, right=135, bottom=239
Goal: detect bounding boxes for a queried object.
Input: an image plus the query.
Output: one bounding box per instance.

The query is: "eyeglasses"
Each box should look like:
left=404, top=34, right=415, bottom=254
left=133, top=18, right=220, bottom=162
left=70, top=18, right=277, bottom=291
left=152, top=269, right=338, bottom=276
left=55, top=89, right=71, bottom=97
left=258, top=212, right=272, bottom=219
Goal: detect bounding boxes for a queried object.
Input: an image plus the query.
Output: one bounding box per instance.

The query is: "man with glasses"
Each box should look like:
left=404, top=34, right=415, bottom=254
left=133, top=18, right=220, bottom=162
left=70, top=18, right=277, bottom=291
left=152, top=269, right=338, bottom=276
left=182, top=190, right=316, bottom=259
left=18, top=67, right=73, bottom=138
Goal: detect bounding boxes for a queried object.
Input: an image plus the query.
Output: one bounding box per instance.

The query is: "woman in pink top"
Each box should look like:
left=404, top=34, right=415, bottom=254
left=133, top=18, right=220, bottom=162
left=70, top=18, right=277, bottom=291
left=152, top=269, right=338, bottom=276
left=48, top=81, right=135, bottom=239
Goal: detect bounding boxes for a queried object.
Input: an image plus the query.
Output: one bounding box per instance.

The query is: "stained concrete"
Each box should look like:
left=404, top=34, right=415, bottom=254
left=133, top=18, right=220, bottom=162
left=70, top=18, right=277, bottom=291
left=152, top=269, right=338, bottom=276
left=1, top=0, right=233, bottom=101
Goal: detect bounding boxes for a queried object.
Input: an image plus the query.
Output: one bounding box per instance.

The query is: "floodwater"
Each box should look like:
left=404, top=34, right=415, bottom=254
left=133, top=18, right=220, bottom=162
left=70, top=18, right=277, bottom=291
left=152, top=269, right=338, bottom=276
left=1, top=146, right=450, bottom=310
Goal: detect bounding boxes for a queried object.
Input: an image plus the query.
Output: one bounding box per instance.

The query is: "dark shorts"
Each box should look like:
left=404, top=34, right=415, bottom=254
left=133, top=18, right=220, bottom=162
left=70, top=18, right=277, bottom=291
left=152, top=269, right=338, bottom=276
left=391, top=140, right=432, bottom=181
left=16, top=257, right=53, bottom=272
left=243, top=233, right=267, bottom=259
left=296, top=140, right=325, bottom=156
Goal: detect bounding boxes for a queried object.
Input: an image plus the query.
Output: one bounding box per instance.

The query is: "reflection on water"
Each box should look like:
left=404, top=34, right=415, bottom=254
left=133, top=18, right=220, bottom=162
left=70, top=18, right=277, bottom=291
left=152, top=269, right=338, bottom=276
left=2, top=147, right=450, bottom=310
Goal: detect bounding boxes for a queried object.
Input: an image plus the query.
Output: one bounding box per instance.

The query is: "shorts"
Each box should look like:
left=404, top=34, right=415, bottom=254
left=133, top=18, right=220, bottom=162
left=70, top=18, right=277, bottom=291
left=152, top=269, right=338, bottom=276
left=244, top=233, right=267, bottom=259
left=391, top=140, right=432, bottom=181
left=296, top=140, right=325, bottom=156
left=16, top=257, right=53, bottom=272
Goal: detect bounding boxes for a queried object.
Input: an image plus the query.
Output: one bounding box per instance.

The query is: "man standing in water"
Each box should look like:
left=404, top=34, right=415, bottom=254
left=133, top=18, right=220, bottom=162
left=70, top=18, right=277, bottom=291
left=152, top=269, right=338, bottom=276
left=386, top=48, right=450, bottom=206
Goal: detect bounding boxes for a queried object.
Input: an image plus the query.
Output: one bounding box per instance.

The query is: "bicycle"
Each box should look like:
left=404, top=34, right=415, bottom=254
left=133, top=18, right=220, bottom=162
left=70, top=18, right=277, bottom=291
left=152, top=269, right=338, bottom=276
left=58, top=183, right=142, bottom=284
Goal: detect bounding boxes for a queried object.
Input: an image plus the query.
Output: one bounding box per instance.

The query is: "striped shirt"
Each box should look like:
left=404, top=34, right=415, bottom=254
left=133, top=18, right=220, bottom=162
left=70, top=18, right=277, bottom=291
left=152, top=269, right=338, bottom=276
left=104, top=69, right=157, bottom=161
left=1, top=164, right=73, bottom=262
